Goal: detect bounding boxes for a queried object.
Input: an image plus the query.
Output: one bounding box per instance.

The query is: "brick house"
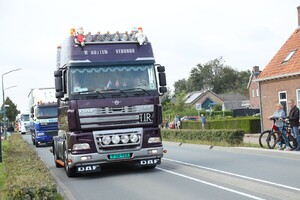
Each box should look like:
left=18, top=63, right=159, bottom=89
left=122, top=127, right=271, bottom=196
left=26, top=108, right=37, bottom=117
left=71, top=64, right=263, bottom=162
left=256, top=7, right=300, bottom=131
left=247, top=66, right=261, bottom=109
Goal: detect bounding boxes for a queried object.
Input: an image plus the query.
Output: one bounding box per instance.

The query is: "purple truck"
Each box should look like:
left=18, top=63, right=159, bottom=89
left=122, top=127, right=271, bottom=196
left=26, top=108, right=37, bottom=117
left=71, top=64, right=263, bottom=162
left=52, top=28, right=167, bottom=177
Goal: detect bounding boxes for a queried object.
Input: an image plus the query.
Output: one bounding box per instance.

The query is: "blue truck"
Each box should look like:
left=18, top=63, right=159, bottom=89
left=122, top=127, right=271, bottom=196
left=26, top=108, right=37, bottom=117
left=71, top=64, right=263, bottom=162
left=28, top=88, right=58, bottom=147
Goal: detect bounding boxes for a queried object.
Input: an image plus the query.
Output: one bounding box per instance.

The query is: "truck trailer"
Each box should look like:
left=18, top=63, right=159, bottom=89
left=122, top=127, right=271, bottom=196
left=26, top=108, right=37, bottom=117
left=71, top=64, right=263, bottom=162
left=52, top=27, right=167, bottom=177
left=28, top=88, right=58, bottom=147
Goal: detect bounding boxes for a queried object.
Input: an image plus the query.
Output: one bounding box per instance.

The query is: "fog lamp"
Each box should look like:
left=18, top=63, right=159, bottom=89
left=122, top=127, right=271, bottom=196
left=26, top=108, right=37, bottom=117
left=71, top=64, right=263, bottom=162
left=80, top=155, right=92, bottom=161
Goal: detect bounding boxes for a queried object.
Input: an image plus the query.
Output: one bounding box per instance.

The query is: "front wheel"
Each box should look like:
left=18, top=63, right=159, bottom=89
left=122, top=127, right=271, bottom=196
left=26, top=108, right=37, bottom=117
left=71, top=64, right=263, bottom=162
left=267, top=132, right=278, bottom=149
left=259, top=130, right=272, bottom=148
left=63, top=144, right=77, bottom=177
left=53, top=145, right=63, bottom=168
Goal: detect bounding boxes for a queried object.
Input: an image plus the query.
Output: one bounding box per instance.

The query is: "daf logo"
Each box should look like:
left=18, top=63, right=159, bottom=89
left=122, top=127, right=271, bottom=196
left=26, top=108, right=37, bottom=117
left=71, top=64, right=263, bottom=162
left=112, top=100, right=121, bottom=105
left=79, top=109, right=94, bottom=113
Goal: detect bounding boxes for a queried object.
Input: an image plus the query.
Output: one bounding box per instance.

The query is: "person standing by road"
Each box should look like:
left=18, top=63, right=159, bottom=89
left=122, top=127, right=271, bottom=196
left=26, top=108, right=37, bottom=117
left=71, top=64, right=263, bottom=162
left=201, top=114, right=206, bottom=129
left=287, top=99, right=300, bottom=151
left=268, top=103, right=288, bottom=150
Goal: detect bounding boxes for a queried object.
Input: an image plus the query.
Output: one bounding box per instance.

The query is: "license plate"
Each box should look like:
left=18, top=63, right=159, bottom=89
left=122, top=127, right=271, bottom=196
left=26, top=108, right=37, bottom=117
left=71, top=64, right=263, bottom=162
left=109, top=153, right=131, bottom=160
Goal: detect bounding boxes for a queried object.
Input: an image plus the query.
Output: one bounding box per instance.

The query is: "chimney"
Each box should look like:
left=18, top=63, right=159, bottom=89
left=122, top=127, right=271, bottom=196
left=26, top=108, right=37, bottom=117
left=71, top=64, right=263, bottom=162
left=252, top=66, right=259, bottom=73
left=297, top=6, right=300, bottom=27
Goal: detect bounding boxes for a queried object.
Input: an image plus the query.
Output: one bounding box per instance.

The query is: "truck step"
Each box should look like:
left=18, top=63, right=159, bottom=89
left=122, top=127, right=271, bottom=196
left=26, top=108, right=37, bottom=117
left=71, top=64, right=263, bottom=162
left=56, top=159, right=65, bottom=167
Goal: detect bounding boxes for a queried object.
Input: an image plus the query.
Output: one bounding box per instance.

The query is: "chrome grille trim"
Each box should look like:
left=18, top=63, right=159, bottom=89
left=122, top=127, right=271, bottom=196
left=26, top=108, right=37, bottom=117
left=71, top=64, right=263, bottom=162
left=93, top=128, right=143, bottom=153
left=78, top=104, right=154, bottom=116
left=80, top=115, right=139, bottom=123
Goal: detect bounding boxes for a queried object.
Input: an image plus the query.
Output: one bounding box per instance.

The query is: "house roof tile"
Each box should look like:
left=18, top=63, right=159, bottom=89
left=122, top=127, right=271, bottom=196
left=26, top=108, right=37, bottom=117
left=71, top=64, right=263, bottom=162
left=258, top=28, right=300, bottom=81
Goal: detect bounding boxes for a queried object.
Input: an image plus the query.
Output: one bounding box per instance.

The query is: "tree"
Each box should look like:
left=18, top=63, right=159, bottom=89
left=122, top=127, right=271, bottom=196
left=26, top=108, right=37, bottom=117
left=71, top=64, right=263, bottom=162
left=161, top=87, right=172, bottom=111
left=174, top=91, right=187, bottom=112
left=1, top=97, right=19, bottom=123
left=173, top=78, right=187, bottom=95
left=174, top=57, right=251, bottom=95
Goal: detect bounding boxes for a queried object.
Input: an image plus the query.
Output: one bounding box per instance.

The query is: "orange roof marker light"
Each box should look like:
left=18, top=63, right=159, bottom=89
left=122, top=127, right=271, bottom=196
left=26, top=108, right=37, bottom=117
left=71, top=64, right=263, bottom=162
left=70, top=27, right=148, bottom=46
left=70, top=28, right=76, bottom=36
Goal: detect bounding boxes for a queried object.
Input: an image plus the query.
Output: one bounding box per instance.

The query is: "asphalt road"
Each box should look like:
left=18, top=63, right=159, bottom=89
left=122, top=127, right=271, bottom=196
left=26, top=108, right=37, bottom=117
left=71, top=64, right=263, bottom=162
left=22, top=134, right=300, bottom=200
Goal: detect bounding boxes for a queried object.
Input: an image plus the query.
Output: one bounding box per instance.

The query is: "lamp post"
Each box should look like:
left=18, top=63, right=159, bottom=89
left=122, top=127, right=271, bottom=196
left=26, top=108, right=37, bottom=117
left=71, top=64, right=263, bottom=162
left=1, top=68, right=21, bottom=163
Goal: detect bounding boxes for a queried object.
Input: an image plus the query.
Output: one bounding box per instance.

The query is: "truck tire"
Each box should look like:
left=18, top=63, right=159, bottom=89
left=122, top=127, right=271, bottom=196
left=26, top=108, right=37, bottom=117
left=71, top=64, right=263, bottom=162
left=63, top=144, right=77, bottom=177
left=35, top=140, right=39, bottom=147
left=53, top=145, right=63, bottom=168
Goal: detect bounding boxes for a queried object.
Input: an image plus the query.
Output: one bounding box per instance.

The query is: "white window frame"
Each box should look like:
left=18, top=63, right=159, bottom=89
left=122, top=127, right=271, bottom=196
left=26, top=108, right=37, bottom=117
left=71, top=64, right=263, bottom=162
left=256, top=88, right=259, bottom=97
left=252, top=89, right=255, bottom=98
left=278, top=91, right=287, bottom=114
left=296, top=89, right=300, bottom=108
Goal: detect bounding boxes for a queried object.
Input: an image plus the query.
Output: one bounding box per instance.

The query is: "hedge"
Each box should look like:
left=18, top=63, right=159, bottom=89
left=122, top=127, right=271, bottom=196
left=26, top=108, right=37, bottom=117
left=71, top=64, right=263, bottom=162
left=161, top=128, right=245, bottom=145
left=2, top=133, right=62, bottom=200
left=181, top=117, right=260, bottom=133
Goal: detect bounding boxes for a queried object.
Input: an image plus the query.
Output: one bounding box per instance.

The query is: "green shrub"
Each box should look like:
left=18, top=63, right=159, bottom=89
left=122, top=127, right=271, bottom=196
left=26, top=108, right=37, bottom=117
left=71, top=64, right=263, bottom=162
left=207, top=117, right=260, bottom=133
left=180, top=117, right=260, bottom=133
left=161, top=128, right=244, bottom=145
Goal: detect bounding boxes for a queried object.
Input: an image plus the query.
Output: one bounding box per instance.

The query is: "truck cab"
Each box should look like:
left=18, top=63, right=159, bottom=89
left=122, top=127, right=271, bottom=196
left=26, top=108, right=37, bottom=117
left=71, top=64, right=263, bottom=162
left=28, top=88, right=58, bottom=147
left=52, top=27, right=167, bottom=177
left=16, top=113, right=30, bottom=134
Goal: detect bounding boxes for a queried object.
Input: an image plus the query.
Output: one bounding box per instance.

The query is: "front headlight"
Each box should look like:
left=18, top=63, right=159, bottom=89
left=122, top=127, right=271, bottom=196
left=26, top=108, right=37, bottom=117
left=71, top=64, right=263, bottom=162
left=73, top=143, right=90, bottom=150
left=102, top=135, right=111, bottom=145
left=112, top=135, right=120, bottom=144
left=130, top=134, right=139, bottom=143
left=121, top=135, right=129, bottom=144
left=148, top=137, right=161, bottom=143
left=37, top=132, right=45, bottom=136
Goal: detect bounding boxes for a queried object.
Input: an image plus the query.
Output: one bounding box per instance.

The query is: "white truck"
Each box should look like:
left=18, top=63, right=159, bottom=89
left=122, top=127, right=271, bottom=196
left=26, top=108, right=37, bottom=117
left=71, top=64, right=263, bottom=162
left=28, top=88, right=58, bottom=147
left=16, top=112, right=30, bottom=134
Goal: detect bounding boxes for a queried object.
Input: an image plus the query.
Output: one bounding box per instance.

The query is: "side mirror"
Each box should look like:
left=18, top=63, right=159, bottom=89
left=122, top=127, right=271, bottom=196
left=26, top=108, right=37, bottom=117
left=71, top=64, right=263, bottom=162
left=55, top=77, right=63, bottom=91
left=159, top=87, right=167, bottom=94
left=54, top=70, right=62, bottom=77
left=157, top=66, right=165, bottom=73
left=159, top=73, right=166, bottom=86
left=56, top=92, right=64, bottom=98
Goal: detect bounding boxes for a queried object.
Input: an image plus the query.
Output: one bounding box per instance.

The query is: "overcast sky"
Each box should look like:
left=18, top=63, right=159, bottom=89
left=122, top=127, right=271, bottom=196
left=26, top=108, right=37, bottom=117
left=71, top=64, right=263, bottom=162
left=0, top=0, right=299, bottom=112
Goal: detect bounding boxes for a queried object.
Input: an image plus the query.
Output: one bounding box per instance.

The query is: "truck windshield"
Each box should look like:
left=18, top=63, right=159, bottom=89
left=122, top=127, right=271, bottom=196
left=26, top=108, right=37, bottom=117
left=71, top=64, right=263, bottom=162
left=70, top=65, right=157, bottom=95
left=36, top=106, right=58, bottom=119
left=21, top=114, right=30, bottom=121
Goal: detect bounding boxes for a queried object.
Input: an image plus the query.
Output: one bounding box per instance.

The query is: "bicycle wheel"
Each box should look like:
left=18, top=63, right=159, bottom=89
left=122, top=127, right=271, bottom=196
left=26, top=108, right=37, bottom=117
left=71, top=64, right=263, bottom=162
left=267, top=132, right=278, bottom=149
left=259, top=130, right=271, bottom=148
left=288, top=134, right=297, bottom=150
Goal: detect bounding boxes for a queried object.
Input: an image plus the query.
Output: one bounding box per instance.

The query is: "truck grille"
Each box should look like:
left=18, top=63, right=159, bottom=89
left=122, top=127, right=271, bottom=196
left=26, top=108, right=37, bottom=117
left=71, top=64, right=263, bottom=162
left=93, top=128, right=142, bottom=152
left=46, top=130, right=58, bottom=137
left=40, top=122, right=58, bottom=131
left=79, top=105, right=154, bottom=129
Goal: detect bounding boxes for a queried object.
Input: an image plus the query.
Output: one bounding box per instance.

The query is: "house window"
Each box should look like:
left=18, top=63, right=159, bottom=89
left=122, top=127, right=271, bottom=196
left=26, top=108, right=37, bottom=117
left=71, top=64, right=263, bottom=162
left=252, top=89, right=255, bottom=97
left=256, top=88, right=259, bottom=97
left=282, top=49, right=297, bottom=64
left=278, top=91, right=287, bottom=114
left=297, top=89, right=300, bottom=108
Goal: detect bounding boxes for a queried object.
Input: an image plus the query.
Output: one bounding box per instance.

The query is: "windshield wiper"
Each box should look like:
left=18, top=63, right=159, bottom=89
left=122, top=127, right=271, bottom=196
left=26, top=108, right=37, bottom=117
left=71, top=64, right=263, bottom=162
left=123, top=88, right=151, bottom=96
left=73, top=90, right=105, bottom=98
left=99, top=88, right=129, bottom=97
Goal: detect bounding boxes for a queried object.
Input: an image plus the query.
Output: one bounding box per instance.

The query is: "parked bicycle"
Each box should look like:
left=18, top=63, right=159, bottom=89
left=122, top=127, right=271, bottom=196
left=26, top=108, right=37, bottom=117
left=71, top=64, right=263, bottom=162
left=267, top=119, right=298, bottom=150
left=259, top=118, right=278, bottom=148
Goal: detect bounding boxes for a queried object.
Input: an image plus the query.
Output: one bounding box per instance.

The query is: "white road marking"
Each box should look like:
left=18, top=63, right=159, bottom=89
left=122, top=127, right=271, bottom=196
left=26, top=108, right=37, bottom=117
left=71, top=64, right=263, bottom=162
left=163, top=158, right=300, bottom=192
left=157, top=167, right=265, bottom=200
